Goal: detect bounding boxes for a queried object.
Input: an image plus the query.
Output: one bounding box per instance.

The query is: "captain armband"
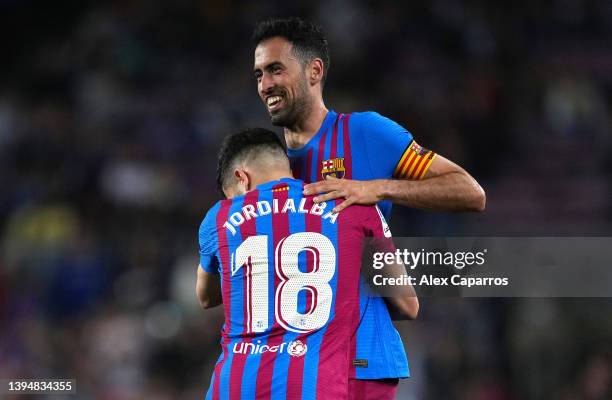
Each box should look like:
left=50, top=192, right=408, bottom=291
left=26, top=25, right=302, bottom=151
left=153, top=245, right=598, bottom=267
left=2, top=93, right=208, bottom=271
left=393, top=141, right=436, bottom=180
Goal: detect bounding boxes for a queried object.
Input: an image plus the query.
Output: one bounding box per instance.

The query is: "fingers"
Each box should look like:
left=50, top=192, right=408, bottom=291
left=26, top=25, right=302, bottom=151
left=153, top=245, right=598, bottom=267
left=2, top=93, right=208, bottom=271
left=304, top=181, right=341, bottom=195
left=303, top=182, right=325, bottom=195
left=313, top=191, right=343, bottom=204
left=332, top=197, right=355, bottom=213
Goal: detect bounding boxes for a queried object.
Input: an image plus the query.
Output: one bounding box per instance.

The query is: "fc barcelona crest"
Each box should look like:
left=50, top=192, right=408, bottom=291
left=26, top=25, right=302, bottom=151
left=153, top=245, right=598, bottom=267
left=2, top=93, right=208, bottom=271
left=410, top=141, right=430, bottom=156
left=321, top=157, right=346, bottom=179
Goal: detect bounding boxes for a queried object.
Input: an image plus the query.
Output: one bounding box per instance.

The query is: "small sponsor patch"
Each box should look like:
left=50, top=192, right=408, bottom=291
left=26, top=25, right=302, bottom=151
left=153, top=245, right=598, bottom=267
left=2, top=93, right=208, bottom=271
left=353, top=359, right=368, bottom=368
left=232, top=339, right=307, bottom=357
left=375, top=205, right=392, bottom=238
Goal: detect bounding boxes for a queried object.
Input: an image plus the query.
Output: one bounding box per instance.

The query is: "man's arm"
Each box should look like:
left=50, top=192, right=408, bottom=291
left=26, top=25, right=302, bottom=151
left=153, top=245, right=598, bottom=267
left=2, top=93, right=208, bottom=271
left=196, top=266, right=222, bottom=309
left=380, top=260, right=419, bottom=320
left=304, top=154, right=485, bottom=213
left=379, top=154, right=485, bottom=211
left=360, top=206, right=419, bottom=320
left=361, top=246, right=418, bottom=320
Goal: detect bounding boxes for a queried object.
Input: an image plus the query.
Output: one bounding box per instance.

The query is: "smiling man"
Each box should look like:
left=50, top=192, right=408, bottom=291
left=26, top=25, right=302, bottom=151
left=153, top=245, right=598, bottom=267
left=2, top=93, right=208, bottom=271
left=252, top=17, right=485, bottom=400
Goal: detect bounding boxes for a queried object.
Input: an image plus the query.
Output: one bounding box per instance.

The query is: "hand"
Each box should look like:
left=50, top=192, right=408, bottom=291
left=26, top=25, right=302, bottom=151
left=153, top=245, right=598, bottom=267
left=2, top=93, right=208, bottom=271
left=303, top=177, right=384, bottom=213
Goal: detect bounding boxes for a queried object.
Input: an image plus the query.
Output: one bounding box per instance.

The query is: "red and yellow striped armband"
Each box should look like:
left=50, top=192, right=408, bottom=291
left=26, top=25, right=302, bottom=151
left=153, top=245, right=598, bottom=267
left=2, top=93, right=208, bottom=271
left=393, top=140, right=436, bottom=180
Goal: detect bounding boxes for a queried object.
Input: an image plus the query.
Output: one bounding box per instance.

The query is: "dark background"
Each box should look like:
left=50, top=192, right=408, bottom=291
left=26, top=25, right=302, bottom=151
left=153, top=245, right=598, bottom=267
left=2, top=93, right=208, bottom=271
left=1, top=1, right=611, bottom=399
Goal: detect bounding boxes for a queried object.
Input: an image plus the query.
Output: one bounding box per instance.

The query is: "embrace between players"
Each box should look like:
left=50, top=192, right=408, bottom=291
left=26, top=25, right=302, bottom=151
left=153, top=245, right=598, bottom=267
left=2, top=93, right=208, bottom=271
left=196, top=17, right=485, bottom=400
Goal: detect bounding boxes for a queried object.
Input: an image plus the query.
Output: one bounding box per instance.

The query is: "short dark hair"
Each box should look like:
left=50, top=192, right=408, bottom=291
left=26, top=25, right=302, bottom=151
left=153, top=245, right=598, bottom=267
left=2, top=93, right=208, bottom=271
left=253, top=17, right=330, bottom=86
left=216, top=128, right=287, bottom=191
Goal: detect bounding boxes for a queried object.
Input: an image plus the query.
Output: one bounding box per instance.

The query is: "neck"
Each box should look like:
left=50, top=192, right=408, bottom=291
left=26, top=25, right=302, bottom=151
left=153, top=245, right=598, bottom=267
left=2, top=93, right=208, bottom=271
left=284, top=97, right=328, bottom=149
left=250, top=170, right=293, bottom=189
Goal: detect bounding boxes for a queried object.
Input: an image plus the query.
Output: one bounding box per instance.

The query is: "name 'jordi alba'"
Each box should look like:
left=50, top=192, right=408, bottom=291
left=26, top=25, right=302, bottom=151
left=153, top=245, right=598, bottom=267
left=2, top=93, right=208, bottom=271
left=223, top=198, right=338, bottom=235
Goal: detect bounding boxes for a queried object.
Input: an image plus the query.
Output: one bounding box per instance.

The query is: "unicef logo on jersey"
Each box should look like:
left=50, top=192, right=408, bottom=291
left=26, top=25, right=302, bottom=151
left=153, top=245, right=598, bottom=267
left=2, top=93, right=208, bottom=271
left=287, top=340, right=307, bottom=357
left=233, top=339, right=307, bottom=357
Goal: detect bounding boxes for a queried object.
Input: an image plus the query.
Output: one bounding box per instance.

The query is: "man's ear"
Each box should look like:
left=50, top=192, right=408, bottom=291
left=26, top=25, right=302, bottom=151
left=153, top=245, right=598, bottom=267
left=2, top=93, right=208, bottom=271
left=234, top=168, right=251, bottom=191
left=309, top=58, right=324, bottom=86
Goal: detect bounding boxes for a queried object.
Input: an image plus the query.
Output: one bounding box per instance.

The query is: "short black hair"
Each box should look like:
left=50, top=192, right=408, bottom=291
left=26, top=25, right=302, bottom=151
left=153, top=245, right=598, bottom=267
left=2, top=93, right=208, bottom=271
left=253, top=17, right=330, bottom=86
left=216, top=128, right=287, bottom=192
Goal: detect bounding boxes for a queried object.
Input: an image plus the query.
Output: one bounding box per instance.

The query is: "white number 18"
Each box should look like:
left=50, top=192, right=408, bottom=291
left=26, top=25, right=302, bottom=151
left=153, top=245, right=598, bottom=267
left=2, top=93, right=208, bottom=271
left=233, top=232, right=336, bottom=333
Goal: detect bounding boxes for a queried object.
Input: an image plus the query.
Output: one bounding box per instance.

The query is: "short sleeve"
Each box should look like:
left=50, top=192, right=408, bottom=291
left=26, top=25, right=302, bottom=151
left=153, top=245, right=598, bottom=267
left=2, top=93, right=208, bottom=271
left=198, top=203, right=221, bottom=274
left=363, top=205, right=393, bottom=238
left=352, top=112, right=414, bottom=178
left=362, top=205, right=397, bottom=254
left=354, top=112, right=435, bottom=180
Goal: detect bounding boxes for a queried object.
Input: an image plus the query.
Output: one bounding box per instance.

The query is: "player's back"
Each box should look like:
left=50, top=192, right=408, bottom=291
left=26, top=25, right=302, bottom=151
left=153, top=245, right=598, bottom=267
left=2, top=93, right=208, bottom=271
left=199, top=178, right=386, bottom=400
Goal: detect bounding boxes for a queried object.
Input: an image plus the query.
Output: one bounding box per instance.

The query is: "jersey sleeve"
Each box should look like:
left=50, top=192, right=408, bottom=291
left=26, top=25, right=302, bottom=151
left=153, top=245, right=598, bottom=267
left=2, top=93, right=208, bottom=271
left=362, top=205, right=397, bottom=258
left=198, top=203, right=221, bottom=274
left=354, top=111, right=435, bottom=180
left=363, top=205, right=393, bottom=238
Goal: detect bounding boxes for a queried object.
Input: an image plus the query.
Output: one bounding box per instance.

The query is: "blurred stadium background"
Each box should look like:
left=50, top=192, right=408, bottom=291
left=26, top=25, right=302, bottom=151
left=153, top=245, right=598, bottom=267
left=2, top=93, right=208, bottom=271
left=1, top=1, right=612, bottom=399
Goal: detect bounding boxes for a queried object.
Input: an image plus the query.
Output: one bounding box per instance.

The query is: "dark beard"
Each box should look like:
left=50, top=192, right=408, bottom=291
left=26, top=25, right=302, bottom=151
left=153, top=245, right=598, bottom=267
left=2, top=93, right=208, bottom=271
left=269, top=76, right=311, bottom=129
left=270, top=95, right=310, bottom=128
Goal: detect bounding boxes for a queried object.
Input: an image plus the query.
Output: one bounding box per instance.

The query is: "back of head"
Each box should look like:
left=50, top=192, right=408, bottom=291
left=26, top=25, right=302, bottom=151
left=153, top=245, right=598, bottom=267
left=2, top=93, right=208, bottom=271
left=216, top=128, right=288, bottom=193
left=253, top=17, right=330, bottom=86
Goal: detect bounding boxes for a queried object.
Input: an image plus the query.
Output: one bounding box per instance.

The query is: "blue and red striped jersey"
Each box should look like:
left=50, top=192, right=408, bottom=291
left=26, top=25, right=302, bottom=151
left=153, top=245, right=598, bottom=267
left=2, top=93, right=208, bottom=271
left=199, top=177, right=391, bottom=400
left=287, top=111, right=429, bottom=379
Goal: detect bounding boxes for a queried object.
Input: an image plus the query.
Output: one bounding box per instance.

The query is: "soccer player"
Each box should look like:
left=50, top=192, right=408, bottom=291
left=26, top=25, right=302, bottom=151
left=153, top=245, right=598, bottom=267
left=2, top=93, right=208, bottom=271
left=252, top=17, right=486, bottom=399
left=196, top=128, right=417, bottom=400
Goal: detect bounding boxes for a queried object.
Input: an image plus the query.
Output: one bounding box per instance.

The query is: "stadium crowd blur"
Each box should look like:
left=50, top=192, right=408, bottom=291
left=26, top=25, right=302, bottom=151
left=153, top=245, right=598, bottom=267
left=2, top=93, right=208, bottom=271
left=1, top=1, right=611, bottom=399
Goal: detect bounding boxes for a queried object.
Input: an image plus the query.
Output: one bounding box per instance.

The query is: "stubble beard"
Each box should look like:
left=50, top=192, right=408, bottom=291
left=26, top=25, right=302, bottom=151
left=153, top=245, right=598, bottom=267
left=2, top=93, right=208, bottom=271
left=269, top=78, right=312, bottom=130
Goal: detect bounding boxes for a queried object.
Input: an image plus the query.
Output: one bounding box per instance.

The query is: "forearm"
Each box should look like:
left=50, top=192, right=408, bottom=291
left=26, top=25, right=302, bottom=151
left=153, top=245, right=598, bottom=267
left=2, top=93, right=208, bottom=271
left=196, top=268, right=223, bottom=309
left=383, top=262, right=419, bottom=320
left=386, top=296, right=419, bottom=321
left=199, top=290, right=223, bottom=309
left=377, top=172, right=486, bottom=212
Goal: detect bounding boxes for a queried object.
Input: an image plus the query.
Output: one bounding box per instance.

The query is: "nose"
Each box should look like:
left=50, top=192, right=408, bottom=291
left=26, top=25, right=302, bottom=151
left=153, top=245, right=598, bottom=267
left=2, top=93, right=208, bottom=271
left=260, top=72, right=275, bottom=95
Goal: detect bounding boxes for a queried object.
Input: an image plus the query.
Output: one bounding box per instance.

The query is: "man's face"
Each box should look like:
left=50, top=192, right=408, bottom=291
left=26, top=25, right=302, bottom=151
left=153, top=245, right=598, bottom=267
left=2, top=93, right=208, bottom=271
left=254, top=37, right=311, bottom=127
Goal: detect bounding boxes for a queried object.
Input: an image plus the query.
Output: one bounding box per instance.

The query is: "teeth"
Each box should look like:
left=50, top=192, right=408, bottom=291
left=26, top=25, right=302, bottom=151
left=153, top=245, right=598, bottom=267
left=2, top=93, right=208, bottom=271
left=267, top=96, right=282, bottom=106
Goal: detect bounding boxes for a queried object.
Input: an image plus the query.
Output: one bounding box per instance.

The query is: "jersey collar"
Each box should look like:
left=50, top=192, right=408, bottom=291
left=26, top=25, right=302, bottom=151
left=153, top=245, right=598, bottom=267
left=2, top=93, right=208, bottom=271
left=255, top=177, right=301, bottom=192
left=286, top=110, right=337, bottom=157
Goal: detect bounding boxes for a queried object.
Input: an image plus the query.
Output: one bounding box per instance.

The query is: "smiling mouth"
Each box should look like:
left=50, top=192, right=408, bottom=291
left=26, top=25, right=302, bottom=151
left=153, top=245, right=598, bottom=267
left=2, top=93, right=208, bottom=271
left=266, top=95, right=283, bottom=112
